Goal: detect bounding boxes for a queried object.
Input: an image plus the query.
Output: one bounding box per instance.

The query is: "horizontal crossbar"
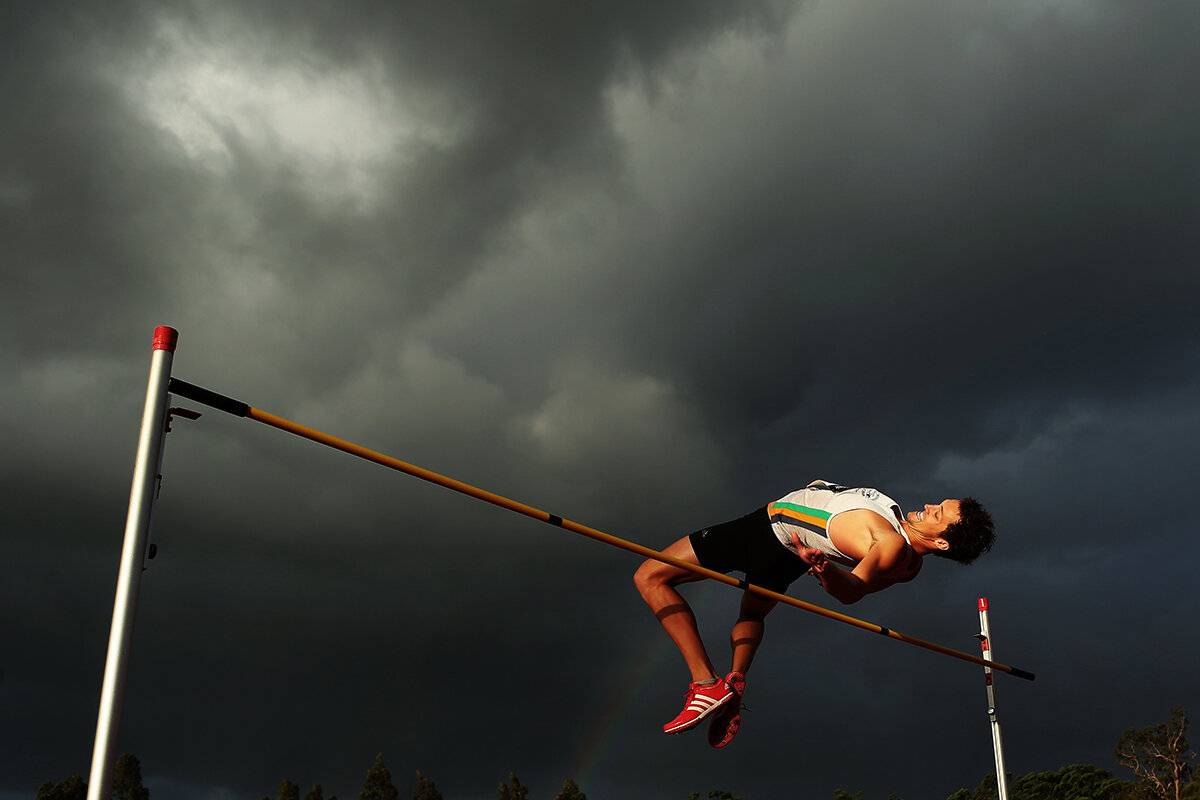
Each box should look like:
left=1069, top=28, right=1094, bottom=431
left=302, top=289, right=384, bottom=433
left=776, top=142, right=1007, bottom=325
left=168, top=377, right=1035, bottom=682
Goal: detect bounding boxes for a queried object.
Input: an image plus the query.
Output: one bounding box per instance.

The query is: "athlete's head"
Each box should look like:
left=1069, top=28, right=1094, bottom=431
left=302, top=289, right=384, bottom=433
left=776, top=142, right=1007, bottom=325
left=906, top=497, right=994, bottom=564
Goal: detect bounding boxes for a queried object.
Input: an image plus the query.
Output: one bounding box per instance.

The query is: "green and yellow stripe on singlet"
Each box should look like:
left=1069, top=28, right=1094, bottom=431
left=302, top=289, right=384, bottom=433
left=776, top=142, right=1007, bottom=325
left=768, top=501, right=831, bottom=530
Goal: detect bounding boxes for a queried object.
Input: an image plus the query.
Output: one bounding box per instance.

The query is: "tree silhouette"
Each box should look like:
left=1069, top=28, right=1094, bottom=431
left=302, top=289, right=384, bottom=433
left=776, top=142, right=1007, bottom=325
left=1117, top=708, right=1196, bottom=800
left=1011, top=763, right=1129, bottom=800
left=947, top=772, right=998, bottom=800
left=496, top=772, right=529, bottom=800
left=947, top=762, right=1142, bottom=800
left=276, top=779, right=300, bottom=800
left=553, top=778, right=587, bottom=800
left=35, top=776, right=86, bottom=800
left=304, top=784, right=325, bottom=800
left=112, top=754, right=150, bottom=800
left=359, top=754, right=400, bottom=800
left=411, top=770, right=443, bottom=800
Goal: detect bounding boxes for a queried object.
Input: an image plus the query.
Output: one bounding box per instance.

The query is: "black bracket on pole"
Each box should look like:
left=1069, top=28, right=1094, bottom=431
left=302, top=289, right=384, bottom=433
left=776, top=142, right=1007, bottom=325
left=168, top=378, right=250, bottom=417
left=166, top=406, right=202, bottom=432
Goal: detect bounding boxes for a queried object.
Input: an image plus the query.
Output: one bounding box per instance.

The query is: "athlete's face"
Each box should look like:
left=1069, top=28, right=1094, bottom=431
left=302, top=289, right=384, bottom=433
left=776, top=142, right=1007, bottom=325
left=906, top=499, right=961, bottom=535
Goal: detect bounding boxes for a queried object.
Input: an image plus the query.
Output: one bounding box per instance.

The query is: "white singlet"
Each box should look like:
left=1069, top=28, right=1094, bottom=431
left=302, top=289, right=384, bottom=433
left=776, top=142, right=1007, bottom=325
left=768, top=480, right=910, bottom=567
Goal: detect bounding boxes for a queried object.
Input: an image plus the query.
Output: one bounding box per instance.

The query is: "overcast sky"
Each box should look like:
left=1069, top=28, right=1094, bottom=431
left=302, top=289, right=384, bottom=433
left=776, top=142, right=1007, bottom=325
left=3, top=1, right=1199, bottom=798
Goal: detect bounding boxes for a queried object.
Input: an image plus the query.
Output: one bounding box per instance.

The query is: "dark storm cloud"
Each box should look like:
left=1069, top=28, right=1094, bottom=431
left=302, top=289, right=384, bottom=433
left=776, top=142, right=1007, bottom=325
left=2, top=0, right=791, bottom=370
left=4, top=1, right=1199, bottom=799
left=422, top=0, right=1200, bottom=466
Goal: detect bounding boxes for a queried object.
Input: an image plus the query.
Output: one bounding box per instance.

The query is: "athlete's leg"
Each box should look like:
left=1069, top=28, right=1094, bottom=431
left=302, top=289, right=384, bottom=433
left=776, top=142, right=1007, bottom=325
left=729, top=591, right=777, bottom=675
left=702, top=591, right=774, bottom=748
left=633, top=537, right=718, bottom=682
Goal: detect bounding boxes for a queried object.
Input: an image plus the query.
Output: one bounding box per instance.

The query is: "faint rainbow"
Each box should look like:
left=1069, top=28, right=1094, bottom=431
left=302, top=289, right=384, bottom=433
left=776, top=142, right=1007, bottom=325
left=569, top=637, right=675, bottom=787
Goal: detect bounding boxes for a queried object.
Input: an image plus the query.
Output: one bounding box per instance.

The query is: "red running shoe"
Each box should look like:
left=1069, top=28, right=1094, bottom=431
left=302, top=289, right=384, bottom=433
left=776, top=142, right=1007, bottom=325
left=707, top=671, right=747, bottom=749
left=662, top=678, right=735, bottom=734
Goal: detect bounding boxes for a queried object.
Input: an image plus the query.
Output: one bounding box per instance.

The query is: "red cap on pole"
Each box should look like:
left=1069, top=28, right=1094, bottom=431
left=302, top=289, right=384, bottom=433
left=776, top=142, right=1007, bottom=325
left=152, top=326, right=178, bottom=352
left=978, top=597, right=989, bottom=611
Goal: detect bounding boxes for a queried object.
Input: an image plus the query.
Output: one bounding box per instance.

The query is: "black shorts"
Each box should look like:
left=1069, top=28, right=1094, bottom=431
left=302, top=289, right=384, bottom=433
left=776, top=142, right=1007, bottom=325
left=688, top=506, right=809, bottom=593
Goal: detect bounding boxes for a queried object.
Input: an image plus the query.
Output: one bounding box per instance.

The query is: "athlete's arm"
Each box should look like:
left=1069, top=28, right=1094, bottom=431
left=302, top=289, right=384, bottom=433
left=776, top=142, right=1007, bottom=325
left=798, top=534, right=908, bottom=604
left=809, top=561, right=869, bottom=604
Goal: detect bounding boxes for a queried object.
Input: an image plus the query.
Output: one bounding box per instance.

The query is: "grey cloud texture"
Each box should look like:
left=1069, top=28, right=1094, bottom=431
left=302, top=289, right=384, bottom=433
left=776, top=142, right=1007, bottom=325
left=3, top=1, right=1199, bottom=799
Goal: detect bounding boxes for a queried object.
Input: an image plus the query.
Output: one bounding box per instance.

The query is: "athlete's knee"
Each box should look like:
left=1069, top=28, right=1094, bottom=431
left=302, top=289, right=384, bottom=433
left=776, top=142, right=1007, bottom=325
left=633, top=559, right=660, bottom=595
left=635, top=557, right=682, bottom=597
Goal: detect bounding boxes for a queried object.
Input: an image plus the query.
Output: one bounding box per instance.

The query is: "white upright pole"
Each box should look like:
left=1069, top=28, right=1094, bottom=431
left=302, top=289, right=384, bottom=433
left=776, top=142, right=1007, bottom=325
left=87, top=326, right=178, bottom=800
left=978, top=597, right=1010, bottom=800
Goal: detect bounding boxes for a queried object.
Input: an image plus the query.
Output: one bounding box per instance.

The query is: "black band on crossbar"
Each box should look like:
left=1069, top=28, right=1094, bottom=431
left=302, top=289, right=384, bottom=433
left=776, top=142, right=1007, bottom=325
left=1010, top=667, right=1036, bottom=681
left=168, top=378, right=250, bottom=417
left=546, top=514, right=563, bottom=527
left=737, top=578, right=749, bottom=590
left=878, top=626, right=891, bottom=636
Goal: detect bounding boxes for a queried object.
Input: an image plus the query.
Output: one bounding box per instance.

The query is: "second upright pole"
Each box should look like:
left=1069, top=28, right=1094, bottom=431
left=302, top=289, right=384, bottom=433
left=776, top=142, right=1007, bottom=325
left=978, top=597, right=1010, bottom=800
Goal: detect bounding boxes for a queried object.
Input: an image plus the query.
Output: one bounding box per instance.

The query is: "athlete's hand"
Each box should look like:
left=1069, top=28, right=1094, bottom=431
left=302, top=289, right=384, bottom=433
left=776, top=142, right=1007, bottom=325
left=801, top=548, right=828, bottom=574
left=790, top=533, right=828, bottom=574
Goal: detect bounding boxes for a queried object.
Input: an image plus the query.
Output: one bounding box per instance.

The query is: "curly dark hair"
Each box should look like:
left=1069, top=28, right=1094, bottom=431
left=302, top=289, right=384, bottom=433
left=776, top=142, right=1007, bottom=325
left=938, top=497, right=995, bottom=565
